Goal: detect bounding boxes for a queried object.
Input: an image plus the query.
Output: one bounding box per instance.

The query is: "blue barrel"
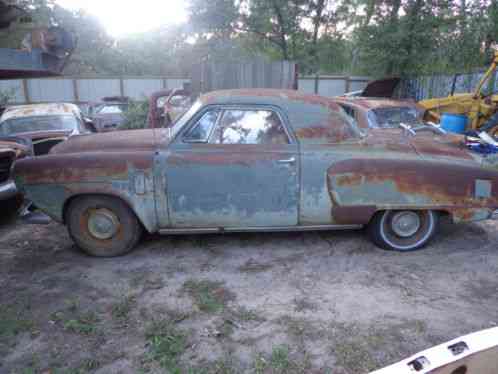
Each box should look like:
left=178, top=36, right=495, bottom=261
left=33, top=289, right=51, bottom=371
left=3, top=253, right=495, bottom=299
left=440, top=113, right=468, bottom=134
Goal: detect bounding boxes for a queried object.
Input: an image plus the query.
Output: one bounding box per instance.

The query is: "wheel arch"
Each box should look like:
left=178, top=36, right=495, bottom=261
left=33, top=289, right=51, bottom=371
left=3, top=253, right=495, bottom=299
left=62, top=193, right=152, bottom=233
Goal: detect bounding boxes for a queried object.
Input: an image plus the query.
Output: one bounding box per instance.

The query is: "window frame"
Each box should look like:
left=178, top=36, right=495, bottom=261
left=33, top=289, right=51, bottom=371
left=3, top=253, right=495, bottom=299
left=179, top=104, right=295, bottom=146
left=182, top=108, right=222, bottom=143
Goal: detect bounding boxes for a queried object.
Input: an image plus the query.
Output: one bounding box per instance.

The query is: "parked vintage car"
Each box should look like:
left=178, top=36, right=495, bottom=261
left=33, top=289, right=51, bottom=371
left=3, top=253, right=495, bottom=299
left=0, top=136, right=30, bottom=201
left=87, top=96, right=129, bottom=132
left=333, top=96, right=425, bottom=130
left=0, top=103, right=95, bottom=155
left=12, top=89, right=498, bottom=257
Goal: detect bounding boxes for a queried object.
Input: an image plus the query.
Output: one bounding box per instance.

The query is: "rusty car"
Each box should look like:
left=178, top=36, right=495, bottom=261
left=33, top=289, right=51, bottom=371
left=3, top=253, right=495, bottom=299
left=333, top=96, right=425, bottom=131
left=147, top=88, right=192, bottom=129
left=0, top=103, right=96, bottom=155
left=87, top=96, right=129, bottom=132
left=0, top=136, right=30, bottom=201
left=11, top=89, right=498, bottom=257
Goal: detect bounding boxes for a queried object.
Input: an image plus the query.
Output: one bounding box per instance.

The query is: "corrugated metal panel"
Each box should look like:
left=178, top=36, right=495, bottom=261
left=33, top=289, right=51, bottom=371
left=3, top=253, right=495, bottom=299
left=192, top=59, right=297, bottom=95
left=349, top=79, right=369, bottom=92
left=77, top=79, right=121, bottom=102
left=28, top=78, right=74, bottom=102
left=165, top=78, right=189, bottom=90
left=123, top=79, right=163, bottom=100
left=0, top=79, right=24, bottom=102
left=298, top=78, right=316, bottom=94
left=403, top=72, right=489, bottom=100
left=318, top=79, right=347, bottom=97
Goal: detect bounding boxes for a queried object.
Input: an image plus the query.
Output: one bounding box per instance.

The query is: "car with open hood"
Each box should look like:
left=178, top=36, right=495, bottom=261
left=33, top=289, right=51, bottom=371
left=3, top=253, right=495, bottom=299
left=0, top=103, right=95, bottom=155
left=12, top=89, right=498, bottom=257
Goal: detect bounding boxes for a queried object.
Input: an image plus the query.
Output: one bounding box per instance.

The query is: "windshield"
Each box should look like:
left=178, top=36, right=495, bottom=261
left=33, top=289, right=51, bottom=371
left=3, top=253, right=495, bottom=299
left=367, top=107, right=423, bottom=129
left=0, top=115, right=79, bottom=136
left=168, top=100, right=203, bottom=138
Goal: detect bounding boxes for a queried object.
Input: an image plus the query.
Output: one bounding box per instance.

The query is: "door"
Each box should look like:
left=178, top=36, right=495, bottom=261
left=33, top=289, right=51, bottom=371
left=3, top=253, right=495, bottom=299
left=163, top=106, right=299, bottom=228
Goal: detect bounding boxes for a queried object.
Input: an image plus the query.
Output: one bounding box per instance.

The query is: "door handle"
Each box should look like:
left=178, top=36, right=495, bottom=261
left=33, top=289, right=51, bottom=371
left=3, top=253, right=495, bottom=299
left=277, top=157, right=296, bottom=164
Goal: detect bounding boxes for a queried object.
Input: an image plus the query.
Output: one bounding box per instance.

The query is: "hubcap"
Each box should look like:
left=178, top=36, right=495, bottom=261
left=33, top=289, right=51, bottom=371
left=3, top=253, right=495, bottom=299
left=87, top=208, right=120, bottom=240
left=391, top=211, right=421, bottom=238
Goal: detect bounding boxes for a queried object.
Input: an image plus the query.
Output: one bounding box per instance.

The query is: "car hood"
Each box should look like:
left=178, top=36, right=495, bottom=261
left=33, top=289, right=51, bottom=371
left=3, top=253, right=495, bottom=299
left=361, top=77, right=400, bottom=98
left=50, top=129, right=159, bottom=155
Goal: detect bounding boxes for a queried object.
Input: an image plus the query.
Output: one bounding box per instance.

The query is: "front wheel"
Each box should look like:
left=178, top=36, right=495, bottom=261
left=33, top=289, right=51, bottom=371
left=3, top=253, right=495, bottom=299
left=368, top=210, right=438, bottom=252
left=66, top=196, right=143, bottom=257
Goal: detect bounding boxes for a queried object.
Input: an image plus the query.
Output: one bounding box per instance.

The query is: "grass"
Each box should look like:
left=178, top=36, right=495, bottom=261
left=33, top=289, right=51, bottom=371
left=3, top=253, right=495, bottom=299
left=0, top=304, right=35, bottom=341
left=254, top=345, right=310, bottom=374
left=182, top=280, right=235, bottom=314
left=228, top=306, right=265, bottom=323
left=111, top=295, right=135, bottom=321
left=144, top=319, right=188, bottom=373
left=63, top=311, right=99, bottom=335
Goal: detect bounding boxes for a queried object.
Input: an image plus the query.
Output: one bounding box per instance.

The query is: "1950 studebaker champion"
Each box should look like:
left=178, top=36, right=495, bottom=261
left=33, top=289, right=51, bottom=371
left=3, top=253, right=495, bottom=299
left=12, top=89, right=498, bottom=256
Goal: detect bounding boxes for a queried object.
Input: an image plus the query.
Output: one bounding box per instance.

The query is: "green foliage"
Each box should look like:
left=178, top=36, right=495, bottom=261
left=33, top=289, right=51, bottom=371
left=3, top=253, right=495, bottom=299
left=63, top=311, right=99, bottom=335
left=0, top=304, right=34, bottom=340
left=144, top=319, right=187, bottom=372
left=120, top=101, right=149, bottom=130
left=182, top=279, right=234, bottom=314
left=10, top=0, right=498, bottom=78
left=0, top=88, right=17, bottom=106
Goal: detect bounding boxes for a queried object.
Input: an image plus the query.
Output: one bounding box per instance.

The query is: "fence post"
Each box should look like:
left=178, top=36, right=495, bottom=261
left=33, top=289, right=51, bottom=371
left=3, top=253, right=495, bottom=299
left=72, top=79, right=79, bottom=103
left=314, top=75, right=319, bottom=94
left=345, top=76, right=351, bottom=94
left=119, top=77, right=125, bottom=97
left=22, top=79, right=30, bottom=103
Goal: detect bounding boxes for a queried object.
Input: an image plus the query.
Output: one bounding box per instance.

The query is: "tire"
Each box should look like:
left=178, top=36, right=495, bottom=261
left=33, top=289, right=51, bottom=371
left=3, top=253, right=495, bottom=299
left=66, top=195, right=143, bottom=257
left=368, top=210, right=438, bottom=252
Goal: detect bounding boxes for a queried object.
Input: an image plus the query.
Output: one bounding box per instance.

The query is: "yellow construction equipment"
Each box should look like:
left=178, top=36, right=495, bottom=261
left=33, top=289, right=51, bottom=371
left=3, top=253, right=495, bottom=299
left=419, top=51, right=498, bottom=136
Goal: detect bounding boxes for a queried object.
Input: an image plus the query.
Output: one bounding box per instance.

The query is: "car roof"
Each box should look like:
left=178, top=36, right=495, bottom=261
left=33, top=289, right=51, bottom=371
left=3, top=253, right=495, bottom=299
left=1, top=103, right=79, bottom=122
left=201, top=89, right=342, bottom=109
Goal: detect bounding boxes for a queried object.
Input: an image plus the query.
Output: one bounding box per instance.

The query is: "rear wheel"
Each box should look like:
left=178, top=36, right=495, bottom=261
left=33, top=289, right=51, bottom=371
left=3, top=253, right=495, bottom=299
left=368, top=210, right=438, bottom=252
left=66, top=196, right=142, bottom=257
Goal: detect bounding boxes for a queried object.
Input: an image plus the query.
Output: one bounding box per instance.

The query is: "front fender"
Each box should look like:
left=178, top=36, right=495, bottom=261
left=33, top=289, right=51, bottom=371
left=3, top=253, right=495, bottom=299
left=13, top=152, right=158, bottom=232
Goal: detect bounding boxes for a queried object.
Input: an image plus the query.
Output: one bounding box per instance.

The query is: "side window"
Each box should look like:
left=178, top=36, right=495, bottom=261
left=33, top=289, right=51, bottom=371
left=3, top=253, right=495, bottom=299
left=209, top=109, right=289, bottom=145
left=183, top=109, right=220, bottom=142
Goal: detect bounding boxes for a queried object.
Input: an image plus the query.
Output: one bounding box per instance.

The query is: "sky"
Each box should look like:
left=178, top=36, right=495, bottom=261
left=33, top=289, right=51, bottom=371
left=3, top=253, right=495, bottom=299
left=56, top=0, right=188, bottom=37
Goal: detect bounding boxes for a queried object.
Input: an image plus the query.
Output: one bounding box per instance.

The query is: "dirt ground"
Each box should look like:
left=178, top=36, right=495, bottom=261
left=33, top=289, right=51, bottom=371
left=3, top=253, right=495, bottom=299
left=1, top=201, right=498, bottom=374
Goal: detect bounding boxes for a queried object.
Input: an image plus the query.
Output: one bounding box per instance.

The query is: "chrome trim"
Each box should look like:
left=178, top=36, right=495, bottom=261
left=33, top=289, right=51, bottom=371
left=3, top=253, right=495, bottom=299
left=0, top=180, right=17, bottom=200
left=159, top=224, right=363, bottom=235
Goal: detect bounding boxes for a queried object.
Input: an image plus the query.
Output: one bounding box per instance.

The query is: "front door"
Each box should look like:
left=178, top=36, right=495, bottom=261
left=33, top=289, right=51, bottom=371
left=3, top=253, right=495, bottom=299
left=163, top=106, right=299, bottom=228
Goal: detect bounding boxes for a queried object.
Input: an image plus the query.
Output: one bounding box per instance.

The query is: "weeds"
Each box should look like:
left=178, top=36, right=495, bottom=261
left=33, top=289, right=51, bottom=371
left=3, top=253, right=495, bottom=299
left=63, top=312, right=99, bottom=335
left=144, top=319, right=187, bottom=372
left=182, top=280, right=235, bottom=313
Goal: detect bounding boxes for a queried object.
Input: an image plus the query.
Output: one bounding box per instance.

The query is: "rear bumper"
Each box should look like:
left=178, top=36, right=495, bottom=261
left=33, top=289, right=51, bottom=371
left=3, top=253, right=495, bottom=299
left=0, top=179, right=17, bottom=200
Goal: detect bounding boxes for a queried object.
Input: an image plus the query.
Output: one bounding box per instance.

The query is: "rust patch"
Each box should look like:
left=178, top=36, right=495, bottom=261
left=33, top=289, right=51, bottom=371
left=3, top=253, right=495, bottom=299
left=332, top=205, right=377, bottom=225
left=335, top=173, right=363, bottom=187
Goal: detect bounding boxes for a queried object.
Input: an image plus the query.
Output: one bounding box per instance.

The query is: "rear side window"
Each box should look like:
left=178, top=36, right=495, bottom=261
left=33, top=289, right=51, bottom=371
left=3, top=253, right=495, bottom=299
left=209, top=109, right=289, bottom=145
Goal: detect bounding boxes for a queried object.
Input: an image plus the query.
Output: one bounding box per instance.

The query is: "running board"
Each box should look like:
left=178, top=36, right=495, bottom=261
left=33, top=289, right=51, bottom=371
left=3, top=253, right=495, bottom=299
left=159, top=224, right=363, bottom=235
